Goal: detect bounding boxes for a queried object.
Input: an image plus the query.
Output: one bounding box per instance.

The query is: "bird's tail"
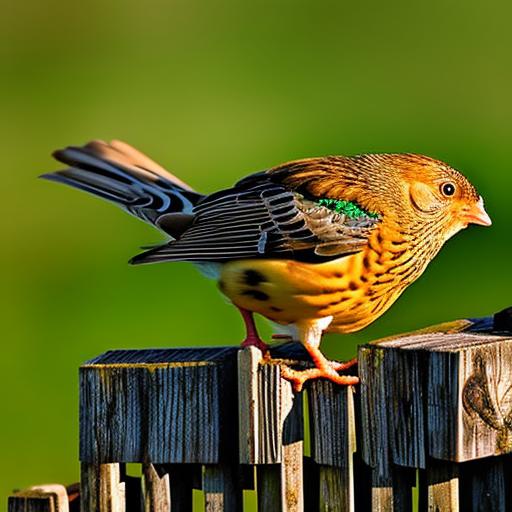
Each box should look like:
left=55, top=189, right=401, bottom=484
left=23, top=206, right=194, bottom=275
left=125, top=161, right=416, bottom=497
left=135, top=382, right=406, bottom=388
left=42, top=140, right=204, bottom=228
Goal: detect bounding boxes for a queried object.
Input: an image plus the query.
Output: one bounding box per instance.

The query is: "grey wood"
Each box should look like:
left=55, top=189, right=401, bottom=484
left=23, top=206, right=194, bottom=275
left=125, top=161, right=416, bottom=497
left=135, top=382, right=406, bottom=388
left=239, top=346, right=304, bottom=510
left=418, top=459, right=459, bottom=512
left=80, top=463, right=126, bottom=512
left=80, top=347, right=238, bottom=464
left=461, top=457, right=507, bottom=512
left=429, top=339, right=512, bottom=462
left=318, top=466, right=350, bottom=512
left=203, top=464, right=242, bottom=511
left=8, top=485, right=69, bottom=512
left=308, top=381, right=355, bottom=511
left=361, top=326, right=512, bottom=464
left=142, top=463, right=170, bottom=512
left=237, top=346, right=304, bottom=466
left=370, top=466, right=414, bottom=512
left=358, top=345, right=392, bottom=475
left=257, top=465, right=281, bottom=511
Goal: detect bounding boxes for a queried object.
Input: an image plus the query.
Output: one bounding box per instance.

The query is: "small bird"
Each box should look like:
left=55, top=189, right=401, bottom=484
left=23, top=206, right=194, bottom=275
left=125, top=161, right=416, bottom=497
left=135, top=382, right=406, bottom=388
left=42, top=141, right=491, bottom=391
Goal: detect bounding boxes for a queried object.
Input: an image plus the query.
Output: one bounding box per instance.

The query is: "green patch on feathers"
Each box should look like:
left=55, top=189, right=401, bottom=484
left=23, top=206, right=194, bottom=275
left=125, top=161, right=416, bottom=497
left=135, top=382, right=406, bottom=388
left=317, top=198, right=379, bottom=219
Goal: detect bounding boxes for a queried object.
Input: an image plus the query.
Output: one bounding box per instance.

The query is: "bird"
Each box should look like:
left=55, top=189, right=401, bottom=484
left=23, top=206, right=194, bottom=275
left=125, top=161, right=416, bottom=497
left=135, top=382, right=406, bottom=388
left=42, top=140, right=491, bottom=391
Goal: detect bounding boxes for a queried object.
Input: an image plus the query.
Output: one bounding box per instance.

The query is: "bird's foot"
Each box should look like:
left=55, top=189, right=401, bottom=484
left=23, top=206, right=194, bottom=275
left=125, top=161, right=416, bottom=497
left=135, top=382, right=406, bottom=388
left=240, top=334, right=270, bottom=354
left=329, top=357, right=358, bottom=372
left=280, top=364, right=359, bottom=393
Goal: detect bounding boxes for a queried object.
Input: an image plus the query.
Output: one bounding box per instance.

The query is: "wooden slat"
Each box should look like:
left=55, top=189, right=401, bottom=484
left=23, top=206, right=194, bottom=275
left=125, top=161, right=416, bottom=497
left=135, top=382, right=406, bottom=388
left=238, top=347, right=261, bottom=464
left=142, top=464, right=170, bottom=512
left=237, top=347, right=305, bottom=466
left=429, top=339, right=512, bottom=462
left=80, top=463, right=126, bottom=512
left=257, top=465, right=281, bottom=511
left=239, top=346, right=304, bottom=510
left=80, top=347, right=238, bottom=464
left=308, top=381, right=356, bottom=511
left=418, top=459, right=459, bottom=512
left=361, top=327, right=512, bottom=464
left=370, top=466, right=415, bottom=512
left=461, top=457, right=507, bottom=511
left=203, top=464, right=243, bottom=511
left=8, top=485, right=69, bottom=512
left=358, top=345, right=392, bottom=475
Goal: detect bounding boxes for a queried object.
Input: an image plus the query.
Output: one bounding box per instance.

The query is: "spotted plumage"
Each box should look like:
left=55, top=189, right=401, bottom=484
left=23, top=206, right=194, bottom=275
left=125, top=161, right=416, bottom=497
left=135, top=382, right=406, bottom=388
left=42, top=140, right=491, bottom=391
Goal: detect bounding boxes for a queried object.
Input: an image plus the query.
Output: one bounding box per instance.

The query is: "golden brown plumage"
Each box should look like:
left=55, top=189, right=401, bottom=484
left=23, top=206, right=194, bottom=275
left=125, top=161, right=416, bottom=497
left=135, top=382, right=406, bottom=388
left=43, top=142, right=491, bottom=391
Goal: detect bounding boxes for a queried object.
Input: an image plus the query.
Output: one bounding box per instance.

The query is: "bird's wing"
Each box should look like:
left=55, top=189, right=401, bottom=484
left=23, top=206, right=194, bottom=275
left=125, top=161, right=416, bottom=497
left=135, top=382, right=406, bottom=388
left=130, top=172, right=380, bottom=264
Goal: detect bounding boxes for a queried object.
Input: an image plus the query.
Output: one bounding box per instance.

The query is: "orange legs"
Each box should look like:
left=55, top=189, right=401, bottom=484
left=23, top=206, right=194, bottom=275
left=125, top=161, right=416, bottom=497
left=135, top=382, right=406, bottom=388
left=237, top=306, right=270, bottom=353
left=281, top=345, right=358, bottom=392
left=279, top=317, right=359, bottom=392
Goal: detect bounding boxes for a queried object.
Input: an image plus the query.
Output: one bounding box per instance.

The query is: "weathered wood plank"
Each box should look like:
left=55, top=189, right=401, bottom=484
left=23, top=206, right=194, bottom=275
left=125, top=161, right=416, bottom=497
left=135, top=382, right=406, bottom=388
left=358, top=345, right=392, bottom=474
left=238, top=347, right=261, bottom=464
left=318, top=466, right=350, bottom=512
left=239, top=345, right=304, bottom=510
left=359, top=344, right=416, bottom=510
left=257, top=465, right=281, bottom=511
left=142, top=463, right=170, bottom=512
left=418, top=459, right=459, bottom=512
left=363, top=327, right=512, bottom=463
left=80, top=463, right=126, bottom=512
left=428, top=335, right=512, bottom=461
left=461, top=457, right=507, bottom=511
left=203, top=464, right=243, bottom=511
left=238, top=346, right=305, bottom=466
left=308, top=380, right=356, bottom=511
left=8, top=485, right=69, bottom=512
left=80, top=347, right=238, bottom=464
left=370, top=467, right=415, bottom=512
left=386, top=349, right=426, bottom=468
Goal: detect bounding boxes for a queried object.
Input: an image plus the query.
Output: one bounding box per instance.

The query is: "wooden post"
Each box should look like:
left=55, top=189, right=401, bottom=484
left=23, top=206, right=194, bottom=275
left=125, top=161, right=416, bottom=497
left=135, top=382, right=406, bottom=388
left=80, top=463, right=126, bottom=512
left=307, top=380, right=356, bottom=511
left=142, top=464, right=170, bottom=512
left=238, top=345, right=307, bottom=511
left=9, top=308, right=512, bottom=512
left=8, top=485, right=69, bottom=512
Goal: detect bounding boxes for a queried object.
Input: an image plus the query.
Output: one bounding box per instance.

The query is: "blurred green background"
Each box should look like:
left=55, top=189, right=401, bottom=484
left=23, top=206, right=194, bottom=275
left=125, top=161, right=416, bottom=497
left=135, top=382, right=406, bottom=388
left=1, top=0, right=511, bottom=506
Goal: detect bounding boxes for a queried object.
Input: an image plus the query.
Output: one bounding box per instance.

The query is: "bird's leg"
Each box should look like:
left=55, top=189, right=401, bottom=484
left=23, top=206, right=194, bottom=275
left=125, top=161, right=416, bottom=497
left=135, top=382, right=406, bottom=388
left=280, top=317, right=359, bottom=392
left=237, top=306, right=270, bottom=353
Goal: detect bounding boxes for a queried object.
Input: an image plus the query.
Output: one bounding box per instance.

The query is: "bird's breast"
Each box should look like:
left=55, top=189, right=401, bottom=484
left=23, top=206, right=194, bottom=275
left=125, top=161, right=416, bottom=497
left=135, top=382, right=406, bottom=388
left=218, top=237, right=418, bottom=332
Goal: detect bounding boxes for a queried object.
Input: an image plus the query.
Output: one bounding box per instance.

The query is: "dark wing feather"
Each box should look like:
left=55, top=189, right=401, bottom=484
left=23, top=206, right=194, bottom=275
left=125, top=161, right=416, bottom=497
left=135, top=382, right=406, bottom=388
left=130, top=172, right=380, bottom=264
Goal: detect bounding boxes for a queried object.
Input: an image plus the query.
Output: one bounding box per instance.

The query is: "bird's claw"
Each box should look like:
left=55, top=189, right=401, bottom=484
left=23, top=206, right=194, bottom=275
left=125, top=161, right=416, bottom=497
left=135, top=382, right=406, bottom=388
left=280, top=364, right=359, bottom=393
left=329, top=357, right=358, bottom=372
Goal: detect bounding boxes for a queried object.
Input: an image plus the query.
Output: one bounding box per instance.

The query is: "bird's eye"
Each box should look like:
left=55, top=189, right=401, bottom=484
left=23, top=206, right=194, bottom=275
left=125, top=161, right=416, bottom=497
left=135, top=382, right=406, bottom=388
left=440, top=182, right=456, bottom=197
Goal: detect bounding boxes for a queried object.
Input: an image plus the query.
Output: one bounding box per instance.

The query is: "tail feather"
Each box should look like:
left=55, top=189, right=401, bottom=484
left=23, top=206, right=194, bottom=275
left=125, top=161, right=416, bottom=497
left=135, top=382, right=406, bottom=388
left=42, top=140, right=204, bottom=228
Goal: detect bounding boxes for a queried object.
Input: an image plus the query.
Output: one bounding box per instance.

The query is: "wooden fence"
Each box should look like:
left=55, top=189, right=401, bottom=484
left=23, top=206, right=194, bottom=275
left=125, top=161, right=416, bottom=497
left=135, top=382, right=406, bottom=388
left=8, top=307, right=512, bottom=511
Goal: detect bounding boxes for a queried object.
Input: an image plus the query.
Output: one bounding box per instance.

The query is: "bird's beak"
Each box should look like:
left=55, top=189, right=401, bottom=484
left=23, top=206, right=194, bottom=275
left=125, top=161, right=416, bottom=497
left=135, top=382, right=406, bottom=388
left=463, top=197, right=492, bottom=226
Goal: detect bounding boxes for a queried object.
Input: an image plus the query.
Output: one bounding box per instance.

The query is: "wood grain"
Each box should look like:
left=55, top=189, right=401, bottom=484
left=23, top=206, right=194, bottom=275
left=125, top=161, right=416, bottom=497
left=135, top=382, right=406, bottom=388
left=80, top=463, right=125, bottom=512
left=418, top=459, right=459, bottom=512
left=203, top=464, right=242, bottom=511
left=308, top=380, right=356, bottom=511
left=8, top=485, right=69, bottom=512
left=80, top=347, right=238, bottom=464
left=142, top=463, right=170, bottom=512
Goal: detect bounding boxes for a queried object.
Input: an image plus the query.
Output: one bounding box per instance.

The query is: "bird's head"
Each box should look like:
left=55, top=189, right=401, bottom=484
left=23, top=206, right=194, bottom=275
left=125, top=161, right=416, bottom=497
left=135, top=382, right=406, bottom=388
left=337, top=153, right=491, bottom=243
left=270, top=152, right=491, bottom=245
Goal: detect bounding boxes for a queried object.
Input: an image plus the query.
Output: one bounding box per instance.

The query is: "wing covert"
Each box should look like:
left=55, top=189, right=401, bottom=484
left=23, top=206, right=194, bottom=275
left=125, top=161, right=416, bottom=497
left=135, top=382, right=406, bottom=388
left=130, top=178, right=380, bottom=264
